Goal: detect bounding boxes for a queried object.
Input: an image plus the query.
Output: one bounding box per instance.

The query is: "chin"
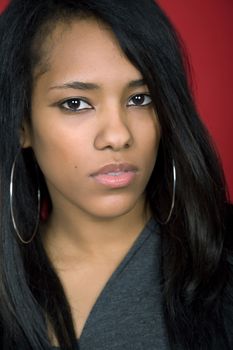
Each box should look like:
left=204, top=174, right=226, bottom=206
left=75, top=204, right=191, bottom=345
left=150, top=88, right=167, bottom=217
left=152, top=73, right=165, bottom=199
left=85, top=193, right=144, bottom=220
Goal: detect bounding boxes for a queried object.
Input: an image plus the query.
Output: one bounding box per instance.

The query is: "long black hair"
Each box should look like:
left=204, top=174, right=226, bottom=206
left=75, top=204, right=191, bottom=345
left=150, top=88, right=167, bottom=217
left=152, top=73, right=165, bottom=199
left=0, top=0, right=232, bottom=349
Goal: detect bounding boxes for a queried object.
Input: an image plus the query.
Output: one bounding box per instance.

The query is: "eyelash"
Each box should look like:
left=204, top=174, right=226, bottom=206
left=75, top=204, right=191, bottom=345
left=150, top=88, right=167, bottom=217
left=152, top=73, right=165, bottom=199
left=58, top=93, right=152, bottom=113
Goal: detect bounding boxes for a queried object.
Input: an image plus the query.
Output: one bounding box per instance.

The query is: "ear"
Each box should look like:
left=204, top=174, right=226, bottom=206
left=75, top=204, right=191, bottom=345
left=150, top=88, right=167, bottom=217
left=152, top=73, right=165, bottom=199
left=20, top=119, right=32, bottom=148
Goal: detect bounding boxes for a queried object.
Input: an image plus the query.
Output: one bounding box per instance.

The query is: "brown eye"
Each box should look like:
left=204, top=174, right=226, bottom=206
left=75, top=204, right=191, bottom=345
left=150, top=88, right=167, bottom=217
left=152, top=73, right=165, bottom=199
left=128, top=94, right=152, bottom=106
left=67, top=99, right=81, bottom=109
left=61, top=98, right=92, bottom=112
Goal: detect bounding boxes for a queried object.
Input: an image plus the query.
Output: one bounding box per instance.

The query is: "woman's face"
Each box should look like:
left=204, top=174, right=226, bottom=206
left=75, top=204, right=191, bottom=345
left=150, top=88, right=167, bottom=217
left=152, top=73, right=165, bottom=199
left=24, top=18, right=161, bottom=221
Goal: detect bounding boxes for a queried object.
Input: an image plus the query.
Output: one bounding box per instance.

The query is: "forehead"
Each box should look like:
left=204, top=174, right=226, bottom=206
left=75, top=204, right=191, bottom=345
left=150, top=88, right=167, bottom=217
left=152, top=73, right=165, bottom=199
left=33, top=18, right=141, bottom=86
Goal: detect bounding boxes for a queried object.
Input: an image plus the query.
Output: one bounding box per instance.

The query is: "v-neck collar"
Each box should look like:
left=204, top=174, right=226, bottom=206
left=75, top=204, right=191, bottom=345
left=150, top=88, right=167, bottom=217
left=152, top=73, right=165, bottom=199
left=78, top=217, right=157, bottom=342
left=51, top=217, right=158, bottom=349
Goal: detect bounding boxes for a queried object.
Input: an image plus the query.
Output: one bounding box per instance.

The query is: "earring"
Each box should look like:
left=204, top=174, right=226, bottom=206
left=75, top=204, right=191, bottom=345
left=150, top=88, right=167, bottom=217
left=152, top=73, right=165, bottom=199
left=10, top=150, right=41, bottom=244
left=156, top=159, right=176, bottom=225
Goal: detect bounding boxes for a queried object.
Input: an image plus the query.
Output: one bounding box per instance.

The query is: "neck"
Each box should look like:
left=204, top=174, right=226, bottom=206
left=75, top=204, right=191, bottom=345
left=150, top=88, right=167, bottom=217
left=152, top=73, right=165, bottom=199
left=42, top=199, right=151, bottom=263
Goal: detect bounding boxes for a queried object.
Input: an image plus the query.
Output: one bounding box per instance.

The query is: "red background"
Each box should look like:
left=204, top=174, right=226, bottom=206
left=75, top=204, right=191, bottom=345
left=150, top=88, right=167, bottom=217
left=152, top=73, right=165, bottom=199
left=157, top=0, right=233, bottom=202
left=1, top=0, right=233, bottom=201
left=0, top=0, right=7, bottom=12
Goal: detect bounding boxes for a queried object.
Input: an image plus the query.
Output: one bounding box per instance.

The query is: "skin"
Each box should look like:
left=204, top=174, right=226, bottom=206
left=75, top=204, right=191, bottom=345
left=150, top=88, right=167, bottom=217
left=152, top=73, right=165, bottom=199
left=23, top=17, right=161, bottom=253
left=23, top=17, right=161, bottom=338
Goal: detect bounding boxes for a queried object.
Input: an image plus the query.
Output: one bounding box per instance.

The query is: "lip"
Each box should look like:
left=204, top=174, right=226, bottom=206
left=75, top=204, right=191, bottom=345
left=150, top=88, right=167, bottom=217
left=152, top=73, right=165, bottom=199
left=91, top=163, right=138, bottom=176
left=90, top=163, right=138, bottom=188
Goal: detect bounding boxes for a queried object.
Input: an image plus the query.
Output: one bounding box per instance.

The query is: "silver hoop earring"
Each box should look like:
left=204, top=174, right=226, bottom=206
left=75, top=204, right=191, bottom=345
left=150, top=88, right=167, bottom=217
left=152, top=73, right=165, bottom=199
left=10, top=150, right=41, bottom=244
left=156, top=159, right=176, bottom=225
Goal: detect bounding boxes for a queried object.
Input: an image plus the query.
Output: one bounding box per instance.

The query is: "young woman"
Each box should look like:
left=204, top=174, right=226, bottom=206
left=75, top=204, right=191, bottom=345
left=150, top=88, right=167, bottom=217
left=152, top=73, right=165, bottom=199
left=0, top=0, right=232, bottom=349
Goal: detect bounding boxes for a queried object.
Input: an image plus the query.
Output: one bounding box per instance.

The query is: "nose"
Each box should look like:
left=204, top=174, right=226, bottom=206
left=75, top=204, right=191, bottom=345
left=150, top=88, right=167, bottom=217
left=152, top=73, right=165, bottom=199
left=94, top=107, right=133, bottom=151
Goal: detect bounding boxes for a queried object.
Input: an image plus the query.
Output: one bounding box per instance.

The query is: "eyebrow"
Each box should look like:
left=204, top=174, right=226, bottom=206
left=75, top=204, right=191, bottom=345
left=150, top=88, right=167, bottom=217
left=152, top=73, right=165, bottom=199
left=49, top=79, right=147, bottom=91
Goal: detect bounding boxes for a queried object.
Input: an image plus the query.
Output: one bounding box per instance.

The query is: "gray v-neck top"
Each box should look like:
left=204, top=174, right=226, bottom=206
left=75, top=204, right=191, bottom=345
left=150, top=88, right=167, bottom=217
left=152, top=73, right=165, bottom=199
left=54, top=218, right=170, bottom=350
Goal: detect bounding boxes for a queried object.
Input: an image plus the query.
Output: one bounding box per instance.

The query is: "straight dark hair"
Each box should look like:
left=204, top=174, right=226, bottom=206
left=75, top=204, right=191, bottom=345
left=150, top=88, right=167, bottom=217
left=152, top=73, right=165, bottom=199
left=0, top=0, right=232, bottom=349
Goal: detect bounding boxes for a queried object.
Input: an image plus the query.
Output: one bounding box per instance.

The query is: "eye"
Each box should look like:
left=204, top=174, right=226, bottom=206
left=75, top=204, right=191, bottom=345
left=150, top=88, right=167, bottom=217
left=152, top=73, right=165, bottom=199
left=127, top=94, right=152, bottom=107
left=60, top=98, right=93, bottom=112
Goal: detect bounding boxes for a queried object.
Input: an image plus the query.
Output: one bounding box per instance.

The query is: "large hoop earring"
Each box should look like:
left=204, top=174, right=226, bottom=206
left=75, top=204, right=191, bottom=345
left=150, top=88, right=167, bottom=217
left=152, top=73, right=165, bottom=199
left=10, top=150, right=41, bottom=244
left=156, top=159, right=176, bottom=225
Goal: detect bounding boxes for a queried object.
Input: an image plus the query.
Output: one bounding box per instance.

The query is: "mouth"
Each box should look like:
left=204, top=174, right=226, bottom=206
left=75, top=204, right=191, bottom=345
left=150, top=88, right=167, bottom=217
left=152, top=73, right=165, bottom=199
left=90, top=163, right=138, bottom=188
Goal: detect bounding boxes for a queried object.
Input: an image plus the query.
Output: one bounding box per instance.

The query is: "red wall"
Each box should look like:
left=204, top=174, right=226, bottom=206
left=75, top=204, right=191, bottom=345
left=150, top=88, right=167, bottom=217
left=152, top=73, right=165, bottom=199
left=1, top=0, right=233, bottom=200
left=158, top=0, right=233, bottom=201
left=0, top=0, right=8, bottom=12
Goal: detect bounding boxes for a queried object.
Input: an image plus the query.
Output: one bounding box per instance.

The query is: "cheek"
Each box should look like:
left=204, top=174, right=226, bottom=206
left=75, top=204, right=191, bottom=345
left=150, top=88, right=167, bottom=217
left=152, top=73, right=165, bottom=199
left=135, top=115, right=160, bottom=158
left=33, top=131, right=70, bottom=165
left=30, top=117, right=85, bottom=181
left=140, top=118, right=160, bottom=179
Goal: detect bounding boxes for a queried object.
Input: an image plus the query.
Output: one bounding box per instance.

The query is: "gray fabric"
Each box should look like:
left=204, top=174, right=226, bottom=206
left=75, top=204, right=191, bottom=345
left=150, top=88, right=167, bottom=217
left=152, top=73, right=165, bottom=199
left=54, top=218, right=170, bottom=349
